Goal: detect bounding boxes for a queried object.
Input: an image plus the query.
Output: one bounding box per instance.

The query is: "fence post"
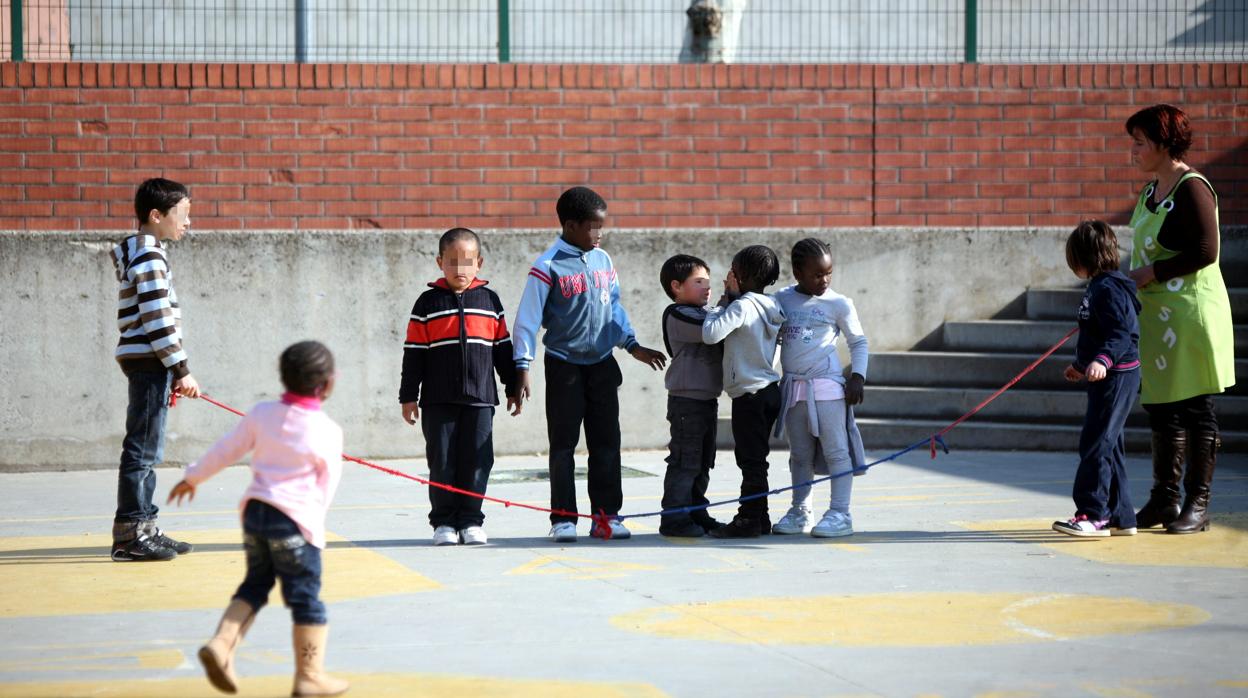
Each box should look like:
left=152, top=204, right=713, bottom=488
left=295, top=0, right=308, bottom=63
left=964, top=0, right=977, bottom=63
left=497, top=0, right=510, bottom=63
left=10, top=0, right=23, bottom=62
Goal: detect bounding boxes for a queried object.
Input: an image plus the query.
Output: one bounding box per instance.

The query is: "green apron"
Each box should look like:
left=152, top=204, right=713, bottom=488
left=1129, top=171, right=1236, bottom=405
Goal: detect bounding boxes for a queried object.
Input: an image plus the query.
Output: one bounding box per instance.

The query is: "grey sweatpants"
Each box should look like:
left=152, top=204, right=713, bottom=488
left=785, top=398, right=853, bottom=514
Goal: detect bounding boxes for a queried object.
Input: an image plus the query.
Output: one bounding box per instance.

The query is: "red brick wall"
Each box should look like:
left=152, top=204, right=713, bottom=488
left=2, top=62, right=1245, bottom=230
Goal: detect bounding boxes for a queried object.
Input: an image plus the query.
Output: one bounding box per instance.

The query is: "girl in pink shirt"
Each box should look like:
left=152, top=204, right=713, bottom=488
left=168, top=341, right=349, bottom=697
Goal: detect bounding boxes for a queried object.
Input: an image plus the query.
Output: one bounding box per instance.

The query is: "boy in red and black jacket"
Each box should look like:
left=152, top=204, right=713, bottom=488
left=400, top=228, right=522, bottom=547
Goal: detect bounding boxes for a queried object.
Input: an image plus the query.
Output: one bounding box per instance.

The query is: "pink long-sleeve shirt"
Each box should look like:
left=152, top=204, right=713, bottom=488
left=182, top=395, right=344, bottom=549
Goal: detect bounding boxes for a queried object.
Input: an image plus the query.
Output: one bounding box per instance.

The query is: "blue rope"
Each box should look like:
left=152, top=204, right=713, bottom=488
left=618, top=433, right=950, bottom=522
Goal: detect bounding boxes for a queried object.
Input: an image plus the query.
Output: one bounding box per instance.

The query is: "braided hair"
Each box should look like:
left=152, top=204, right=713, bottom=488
left=731, top=245, right=780, bottom=293
left=791, top=237, right=832, bottom=273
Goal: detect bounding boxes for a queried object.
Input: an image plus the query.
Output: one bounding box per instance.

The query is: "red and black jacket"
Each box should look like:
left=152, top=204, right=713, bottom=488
left=399, top=279, right=518, bottom=406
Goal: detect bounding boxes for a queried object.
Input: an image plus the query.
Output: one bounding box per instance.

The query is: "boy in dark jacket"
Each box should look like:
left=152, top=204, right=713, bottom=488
left=1053, top=220, right=1142, bottom=538
left=400, top=228, right=522, bottom=546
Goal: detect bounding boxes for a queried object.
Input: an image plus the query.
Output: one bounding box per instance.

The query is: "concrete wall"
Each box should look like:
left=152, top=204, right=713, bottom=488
left=0, top=227, right=1086, bottom=470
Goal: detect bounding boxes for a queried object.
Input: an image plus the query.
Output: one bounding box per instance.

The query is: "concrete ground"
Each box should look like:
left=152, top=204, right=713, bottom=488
left=1, top=447, right=1246, bottom=698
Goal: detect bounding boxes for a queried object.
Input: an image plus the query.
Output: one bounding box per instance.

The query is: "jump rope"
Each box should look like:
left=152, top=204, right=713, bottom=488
left=171, top=328, right=1078, bottom=539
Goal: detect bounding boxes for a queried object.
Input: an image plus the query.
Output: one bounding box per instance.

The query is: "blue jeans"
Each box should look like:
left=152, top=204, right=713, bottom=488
left=234, top=500, right=327, bottom=625
left=1073, top=369, right=1140, bottom=528
left=115, top=370, right=170, bottom=525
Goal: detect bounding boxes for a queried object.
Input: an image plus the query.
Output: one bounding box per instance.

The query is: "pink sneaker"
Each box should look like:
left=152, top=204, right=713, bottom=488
left=1052, top=514, right=1110, bottom=538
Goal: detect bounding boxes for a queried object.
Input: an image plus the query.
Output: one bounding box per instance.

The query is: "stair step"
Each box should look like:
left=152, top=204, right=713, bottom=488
left=1026, top=287, right=1248, bottom=321
left=854, top=386, right=1248, bottom=430
left=853, top=418, right=1248, bottom=453
left=941, top=320, right=1248, bottom=354
left=869, top=351, right=1247, bottom=395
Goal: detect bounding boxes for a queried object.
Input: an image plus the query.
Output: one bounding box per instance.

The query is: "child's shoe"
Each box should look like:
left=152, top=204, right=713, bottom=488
left=810, top=511, right=854, bottom=538
left=142, top=520, right=193, bottom=554
left=707, top=516, right=763, bottom=539
left=591, top=519, right=632, bottom=540
left=291, top=624, right=349, bottom=697
left=691, top=512, right=722, bottom=532
left=659, top=520, right=705, bottom=538
left=459, top=526, right=487, bottom=545
left=198, top=598, right=256, bottom=694
left=111, top=533, right=177, bottom=562
left=549, top=522, right=577, bottom=543
left=1052, top=514, right=1110, bottom=538
left=772, top=506, right=812, bottom=535
left=432, top=526, right=458, bottom=546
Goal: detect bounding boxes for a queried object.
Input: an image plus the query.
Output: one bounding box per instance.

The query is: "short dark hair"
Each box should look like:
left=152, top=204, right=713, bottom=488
left=659, top=254, right=710, bottom=300
left=1066, top=220, right=1120, bottom=277
left=438, top=227, right=481, bottom=255
left=732, top=245, right=780, bottom=293
left=134, top=177, right=189, bottom=225
left=1125, top=104, right=1193, bottom=161
left=556, top=186, right=607, bottom=224
left=791, top=237, right=832, bottom=272
left=280, top=340, right=336, bottom=397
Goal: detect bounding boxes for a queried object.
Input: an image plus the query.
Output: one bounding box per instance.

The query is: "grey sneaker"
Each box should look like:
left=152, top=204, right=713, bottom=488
left=111, top=534, right=177, bottom=562
left=772, top=506, right=812, bottom=535
left=811, top=511, right=854, bottom=538
left=549, top=522, right=577, bottom=543
left=143, top=522, right=193, bottom=555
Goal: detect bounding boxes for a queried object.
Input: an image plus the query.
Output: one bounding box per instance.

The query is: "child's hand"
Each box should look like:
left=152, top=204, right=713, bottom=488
left=845, top=373, right=865, bottom=405
left=1063, top=365, right=1084, bottom=382
left=167, top=479, right=196, bottom=506
left=1086, top=361, right=1108, bottom=382
left=1127, top=264, right=1156, bottom=289
left=401, top=402, right=420, bottom=424
left=507, top=394, right=523, bottom=416
left=174, top=374, right=201, bottom=399
left=630, top=345, right=667, bottom=371
left=517, top=369, right=531, bottom=401
left=724, top=270, right=741, bottom=296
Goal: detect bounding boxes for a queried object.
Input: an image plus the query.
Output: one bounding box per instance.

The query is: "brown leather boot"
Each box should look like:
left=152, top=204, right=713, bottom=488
left=198, top=599, right=256, bottom=694
left=1167, top=431, right=1218, bottom=534
left=291, top=624, right=350, bottom=697
left=1135, top=431, right=1185, bottom=529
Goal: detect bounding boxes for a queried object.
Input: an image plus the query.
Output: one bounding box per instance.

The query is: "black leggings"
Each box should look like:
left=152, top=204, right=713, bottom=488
left=1142, top=394, right=1219, bottom=435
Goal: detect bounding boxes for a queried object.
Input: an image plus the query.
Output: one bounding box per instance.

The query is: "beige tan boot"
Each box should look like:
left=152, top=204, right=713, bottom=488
left=198, top=599, right=256, bottom=694
left=291, top=624, right=350, bottom=697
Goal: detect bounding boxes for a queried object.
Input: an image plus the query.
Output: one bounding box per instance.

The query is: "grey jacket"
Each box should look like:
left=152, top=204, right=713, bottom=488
left=702, top=291, right=785, bottom=399
left=662, top=303, right=724, bottom=401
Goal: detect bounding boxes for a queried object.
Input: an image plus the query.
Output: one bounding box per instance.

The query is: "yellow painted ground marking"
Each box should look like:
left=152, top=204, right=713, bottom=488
left=1216, top=679, right=1248, bottom=688
left=0, top=649, right=184, bottom=673
left=957, top=513, right=1248, bottom=569
left=0, top=530, right=438, bottom=618
left=0, top=673, right=669, bottom=698
left=504, top=554, right=660, bottom=580
left=611, top=592, right=1208, bottom=646
left=690, top=553, right=776, bottom=574
left=824, top=543, right=867, bottom=552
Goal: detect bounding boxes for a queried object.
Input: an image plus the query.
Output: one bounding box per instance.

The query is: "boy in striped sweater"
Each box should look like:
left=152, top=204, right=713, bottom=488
left=400, top=228, right=522, bottom=546
left=109, top=178, right=201, bottom=562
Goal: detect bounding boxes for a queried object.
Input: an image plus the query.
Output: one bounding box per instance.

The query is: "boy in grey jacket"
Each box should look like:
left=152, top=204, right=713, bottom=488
left=701, top=245, right=786, bottom=538
left=658, top=255, right=725, bottom=537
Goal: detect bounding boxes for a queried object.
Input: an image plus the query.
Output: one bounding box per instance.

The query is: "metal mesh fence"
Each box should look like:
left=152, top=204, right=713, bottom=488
left=2, top=0, right=1245, bottom=63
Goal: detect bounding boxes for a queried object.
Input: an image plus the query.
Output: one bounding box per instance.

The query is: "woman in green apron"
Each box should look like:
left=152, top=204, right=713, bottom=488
left=1124, top=104, right=1236, bottom=534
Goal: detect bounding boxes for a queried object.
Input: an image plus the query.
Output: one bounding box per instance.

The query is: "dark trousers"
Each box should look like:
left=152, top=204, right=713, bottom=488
left=234, top=500, right=326, bottom=625
left=661, top=396, right=718, bottom=528
left=422, top=403, right=495, bottom=529
left=1143, top=393, right=1219, bottom=435
left=545, top=354, right=623, bottom=524
left=730, top=382, right=782, bottom=522
left=115, top=370, right=170, bottom=527
left=1073, top=369, right=1140, bottom=527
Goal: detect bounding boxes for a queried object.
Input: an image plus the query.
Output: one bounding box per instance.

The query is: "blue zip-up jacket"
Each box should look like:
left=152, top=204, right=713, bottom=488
left=1072, top=270, right=1141, bottom=373
left=512, top=236, right=639, bottom=369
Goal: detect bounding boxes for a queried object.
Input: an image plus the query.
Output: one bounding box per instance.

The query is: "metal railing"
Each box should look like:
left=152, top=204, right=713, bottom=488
left=3, top=0, right=1246, bottom=64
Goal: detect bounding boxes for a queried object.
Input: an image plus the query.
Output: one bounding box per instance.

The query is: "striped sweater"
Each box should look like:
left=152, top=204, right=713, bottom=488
left=399, top=278, right=518, bottom=406
left=111, top=234, right=189, bottom=378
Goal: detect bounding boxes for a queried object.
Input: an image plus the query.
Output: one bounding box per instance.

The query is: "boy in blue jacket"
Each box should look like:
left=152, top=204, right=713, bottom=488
left=512, top=187, right=666, bottom=542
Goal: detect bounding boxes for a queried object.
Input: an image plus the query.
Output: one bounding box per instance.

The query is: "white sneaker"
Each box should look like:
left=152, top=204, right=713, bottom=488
left=811, top=511, right=854, bottom=538
left=549, top=522, right=577, bottom=543
left=459, top=526, right=487, bottom=545
left=1052, top=515, right=1110, bottom=538
left=590, top=519, right=631, bottom=540
left=772, top=506, right=812, bottom=535
left=432, top=525, right=459, bottom=546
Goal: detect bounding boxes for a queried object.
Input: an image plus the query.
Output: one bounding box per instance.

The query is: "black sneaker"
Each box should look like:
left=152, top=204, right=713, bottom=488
left=691, top=514, right=722, bottom=532
left=148, top=526, right=193, bottom=555
left=111, top=535, right=178, bottom=562
left=707, top=517, right=763, bottom=539
left=659, top=520, right=706, bottom=538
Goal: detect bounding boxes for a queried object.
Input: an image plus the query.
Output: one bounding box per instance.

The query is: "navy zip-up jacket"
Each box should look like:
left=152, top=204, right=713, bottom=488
left=1072, top=270, right=1141, bottom=373
left=399, top=279, right=518, bottom=406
